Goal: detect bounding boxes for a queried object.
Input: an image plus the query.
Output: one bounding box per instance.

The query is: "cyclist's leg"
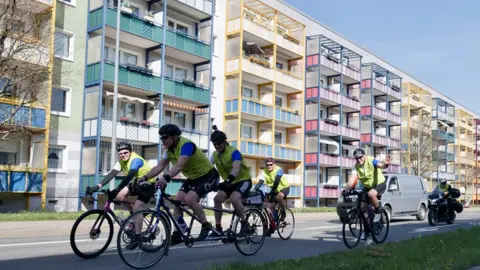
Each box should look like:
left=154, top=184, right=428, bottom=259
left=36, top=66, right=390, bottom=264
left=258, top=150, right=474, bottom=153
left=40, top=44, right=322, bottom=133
left=126, top=183, right=155, bottom=250
left=368, top=182, right=386, bottom=211
left=276, top=187, right=290, bottom=221
left=213, top=183, right=230, bottom=233
left=116, top=184, right=133, bottom=213
left=228, top=180, right=252, bottom=221
left=170, top=184, right=188, bottom=246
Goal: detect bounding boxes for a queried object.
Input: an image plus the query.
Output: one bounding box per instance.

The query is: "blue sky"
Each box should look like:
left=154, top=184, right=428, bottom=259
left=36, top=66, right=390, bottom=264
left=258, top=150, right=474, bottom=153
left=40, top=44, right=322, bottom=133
left=289, top=0, right=480, bottom=114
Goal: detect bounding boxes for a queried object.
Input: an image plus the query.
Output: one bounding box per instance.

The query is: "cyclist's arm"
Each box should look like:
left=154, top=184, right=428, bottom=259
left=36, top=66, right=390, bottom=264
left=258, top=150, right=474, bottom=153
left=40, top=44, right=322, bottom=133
left=141, top=154, right=170, bottom=180
left=346, top=170, right=358, bottom=190
left=228, top=150, right=242, bottom=180
left=97, top=163, right=120, bottom=188
left=373, top=158, right=389, bottom=169
left=271, top=168, right=283, bottom=192
left=115, top=158, right=143, bottom=191
left=166, top=142, right=195, bottom=178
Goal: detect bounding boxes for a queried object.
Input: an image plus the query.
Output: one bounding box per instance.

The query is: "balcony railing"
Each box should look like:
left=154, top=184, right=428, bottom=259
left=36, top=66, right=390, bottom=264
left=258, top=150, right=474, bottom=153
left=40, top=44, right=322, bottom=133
left=0, top=102, right=46, bottom=130
left=342, top=126, right=361, bottom=139
left=239, top=139, right=273, bottom=158
left=225, top=98, right=273, bottom=119
left=276, top=69, right=303, bottom=90
left=305, top=119, right=341, bottom=135
left=306, top=54, right=360, bottom=81
left=305, top=153, right=340, bottom=166
left=276, top=30, right=304, bottom=56
left=433, top=109, right=455, bottom=123
left=0, top=166, right=44, bottom=193
left=174, top=0, right=213, bottom=15
left=432, top=130, right=455, bottom=143
left=225, top=57, right=275, bottom=81
left=274, top=145, right=302, bottom=161
left=163, top=77, right=210, bottom=104
left=361, top=79, right=401, bottom=99
left=275, top=108, right=301, bottom=126
left=361, top=106, right=401, bottom=124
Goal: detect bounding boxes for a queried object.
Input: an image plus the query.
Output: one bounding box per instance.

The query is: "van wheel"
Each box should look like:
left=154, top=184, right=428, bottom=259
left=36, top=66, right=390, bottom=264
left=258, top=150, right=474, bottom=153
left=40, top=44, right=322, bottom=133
left=416, top=204, right=426, bottom=221
left=383, top=205, right=392, bottom=222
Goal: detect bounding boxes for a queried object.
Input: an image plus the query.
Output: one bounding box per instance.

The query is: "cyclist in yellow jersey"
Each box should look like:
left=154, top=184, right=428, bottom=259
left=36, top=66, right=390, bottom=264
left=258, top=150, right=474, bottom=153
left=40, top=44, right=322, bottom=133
left=344, top=148, right=390, bottom=243
left=138, top=124, right=218, bottom=245
left=208, top=125, right=252, bottom=237
left=260, top=157, right=290, bottom=226
left=86, top=140, right=156, bottom=250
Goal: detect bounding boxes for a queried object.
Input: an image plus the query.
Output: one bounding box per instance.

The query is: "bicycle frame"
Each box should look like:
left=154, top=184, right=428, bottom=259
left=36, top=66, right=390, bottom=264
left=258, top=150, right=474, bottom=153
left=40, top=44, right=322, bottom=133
left=344, top=190, right=374, bottom=231
left=153, top=188, right=240, bottom=242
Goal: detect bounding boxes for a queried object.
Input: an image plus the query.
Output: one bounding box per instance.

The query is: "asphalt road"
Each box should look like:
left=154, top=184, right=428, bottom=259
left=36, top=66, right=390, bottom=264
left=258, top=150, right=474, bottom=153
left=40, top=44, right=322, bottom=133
left=1, top=209, right=480, bottom=270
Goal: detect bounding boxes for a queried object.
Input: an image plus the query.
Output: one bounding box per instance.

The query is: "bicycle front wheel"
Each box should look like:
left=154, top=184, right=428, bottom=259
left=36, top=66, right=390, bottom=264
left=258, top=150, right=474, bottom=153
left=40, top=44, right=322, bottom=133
left=342, top=209, right=363, bottom=249
left=233, top=207, right=266, bottom=256
left=117, top=209, right=170, bottom=269
left=371, top=208, right=390, bottom=244
left=70, top=209, right=114, bottom=259
left=277, top=208, right=295, bottom=240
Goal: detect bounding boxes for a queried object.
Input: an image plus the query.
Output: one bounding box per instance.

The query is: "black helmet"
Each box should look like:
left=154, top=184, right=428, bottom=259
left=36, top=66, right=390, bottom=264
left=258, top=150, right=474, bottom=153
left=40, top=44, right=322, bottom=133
left=116, top=140, right=132, bottom=152
left=210, top=125, right=227, bottom=144
left=353, top=148, right=365, bottom=158
left=158, top=124, right=181, bottom=137
left=265, top=157, right=275, bottom=164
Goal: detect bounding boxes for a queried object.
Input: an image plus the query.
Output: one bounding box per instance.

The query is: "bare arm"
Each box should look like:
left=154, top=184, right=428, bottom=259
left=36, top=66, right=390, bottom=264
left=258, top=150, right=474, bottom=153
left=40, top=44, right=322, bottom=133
left=98, top=169, right=119, bottom=188
left=230, top=160, right=241, bottom=177
left=375, top=155, right=391, bottom=169
left=166, top=155, right=190, bottom=179
left=346, top=172, right=358, bottom=190
left=142, top=158, right=169, bottom=180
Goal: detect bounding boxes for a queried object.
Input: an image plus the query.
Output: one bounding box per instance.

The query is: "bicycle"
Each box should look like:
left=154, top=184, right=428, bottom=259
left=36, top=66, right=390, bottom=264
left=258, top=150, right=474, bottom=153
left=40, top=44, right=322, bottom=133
left=260, top=194, right=295, bottom=240
left=116, top=186, right=267, bottom=269
left=70, top=188, right=135, bottom=259
left=341, top=189, right=389, bottom=249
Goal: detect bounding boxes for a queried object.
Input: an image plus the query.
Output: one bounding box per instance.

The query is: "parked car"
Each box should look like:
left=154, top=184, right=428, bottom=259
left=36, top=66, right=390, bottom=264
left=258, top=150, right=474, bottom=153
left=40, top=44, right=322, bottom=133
left=336, top=173, right=429, bottom=223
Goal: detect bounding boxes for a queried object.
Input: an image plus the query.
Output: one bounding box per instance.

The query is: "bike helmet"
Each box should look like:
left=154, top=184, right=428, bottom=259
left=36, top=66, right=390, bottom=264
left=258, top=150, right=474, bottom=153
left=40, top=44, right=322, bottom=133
left=158, top=124, right=182, bottom=137
left=353, top=148, right=365, bottom=158
left=265, top=157, right=275, bottom=164
left=210, top=125, right=227, bottom=144
left=439, top=178, right=447, bottom=187
left=116, top=140, right=132, bottom=152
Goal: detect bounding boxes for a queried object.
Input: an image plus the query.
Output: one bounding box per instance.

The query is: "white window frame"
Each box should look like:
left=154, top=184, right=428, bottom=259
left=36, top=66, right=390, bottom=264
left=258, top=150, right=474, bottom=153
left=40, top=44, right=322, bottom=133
left=241, top=124, right=253, bottom=139
left=165, top=63, right=191, bottom=80
left=58, top=0, right=76, bottom=7
left=54, top=28, right=75, bottom=62
left=50, top=85, right=71, bottom=117
left=167, top=19, right=190, bottom=35
left=47, top=145, right=68, bottom=174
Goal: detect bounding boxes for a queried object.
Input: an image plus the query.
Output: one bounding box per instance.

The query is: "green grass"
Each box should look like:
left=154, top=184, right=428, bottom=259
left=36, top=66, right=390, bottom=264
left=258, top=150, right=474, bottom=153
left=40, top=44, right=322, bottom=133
left=0, top=206, right=336, bottom=222
left=210, top=226, right=480, bottom=270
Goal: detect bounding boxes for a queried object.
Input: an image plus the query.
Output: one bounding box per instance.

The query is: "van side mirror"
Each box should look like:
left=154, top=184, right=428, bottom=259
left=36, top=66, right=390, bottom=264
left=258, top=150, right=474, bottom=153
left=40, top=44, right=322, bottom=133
left=388, top=184, right=398, bottom=192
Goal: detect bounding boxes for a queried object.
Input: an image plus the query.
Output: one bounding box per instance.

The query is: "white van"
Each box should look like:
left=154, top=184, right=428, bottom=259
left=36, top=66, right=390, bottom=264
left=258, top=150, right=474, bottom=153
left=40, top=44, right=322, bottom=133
left=336, top=173, right=429, bottom=222
left=381, top=173, right=429, bottom=221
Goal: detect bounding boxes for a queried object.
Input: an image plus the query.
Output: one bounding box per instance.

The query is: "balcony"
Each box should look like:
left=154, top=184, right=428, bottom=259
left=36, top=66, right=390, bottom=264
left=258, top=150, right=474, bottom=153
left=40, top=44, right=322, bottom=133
left=342, top=126, right=361, bottom=140
left=274, top=145, right=302, bottom=161
left=275, top=108, right=301, bottom=127
left=361, top=79, right=401, bottom=100
left=342, top=157, right=356, bottom=167
left=305, top=153, right=340, bottom=167
left=239, top=139, right=273, bottom=158
left=305, top=119, right=341, bottom=136
left=304, top=186, right=340, bottom=199
left=403, top=94, right=424, bottom=109
left=431, top=171, right=456, bottom=181
left=226, top=57, right=274, bottom=83
left=89, top=6, right=211, bottom=60
left=432, top=130, right=455, bottom=143
left=225, top=98, right=273, bottom=121
left=0, top=166, right=44, bottom=193
left=163, top=77, right=210, bottom=105
left=361, top=106, right=401, bottom=125
left=0, top=101, right=46, bottom=130
left=276, top=31, right=304, bottom=57
left=306, top=54, right=360, bottom=81
left=361, top=133, right=389, bottom=147
left=83, top=118, right=158, bottom=143
left=305, top=87, right=360, bottom=111
left=169, top=0, right=213, bottom=19
left=433, top=110, right=455, bottom=123
left=4, top=37, right=49, bottom=67
left=432, top=151, right=455, bottom=162
left=384, top=165, right=401, bottom=173
left=276, top=69, right=303, bottom=91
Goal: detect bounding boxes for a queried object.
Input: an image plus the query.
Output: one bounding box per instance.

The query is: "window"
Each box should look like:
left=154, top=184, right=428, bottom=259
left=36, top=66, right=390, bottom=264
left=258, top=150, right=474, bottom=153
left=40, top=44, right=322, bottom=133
left=388, top=177, right=399, bottom=192
left=274, top=132, right=282, bottom=144
left=173, top=112, right=186, bottom=128
left=51, top=86, right=71, bottom=117
left=276, top=63, right=283, bottom=69
left=48, top=147, right=64, bottom=170
left=0, top=78, right=13, bottom=96
left=174, top=68, right=186, bottom=80
left=241, top=125, right=252, bottom=139
left=243, top=87, right=253, bottom=98
left=120, top=102, right=136, bottom=119
left=54, top=29, right=74, bottom=61
left=177, top=24, right=188, bottom=34
left=123, top=52, right=137, bottom=66
left=275, top=96, right=282, bottom=107
left=0, top=152, right=17, bottom=165
left=166, top=65, right=174, bottom=77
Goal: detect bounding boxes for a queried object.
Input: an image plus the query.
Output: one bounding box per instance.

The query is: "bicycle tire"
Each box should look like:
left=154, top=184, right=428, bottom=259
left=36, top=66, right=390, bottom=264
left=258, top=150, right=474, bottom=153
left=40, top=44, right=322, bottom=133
left=342, top=209, right=362, bottom=249
left=117, top=209, right=170, bottom=269
left=371, top=208, right=389, bottom=244
left=70, top=209, right=114, bottom=259
left=233, top=207, right=266, bottom=256
left=277, top=208, right=295, bottom=240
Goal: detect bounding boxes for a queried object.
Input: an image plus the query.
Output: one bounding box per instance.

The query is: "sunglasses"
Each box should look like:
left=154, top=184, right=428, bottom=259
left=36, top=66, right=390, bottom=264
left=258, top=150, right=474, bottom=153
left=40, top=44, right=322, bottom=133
left=213, top=141, right=224, bottom=146
left=119, top=151, right=130, bottom=156
left=160, top=135, right=169, bottom=141
left=266, top=163, right=274, bottom=167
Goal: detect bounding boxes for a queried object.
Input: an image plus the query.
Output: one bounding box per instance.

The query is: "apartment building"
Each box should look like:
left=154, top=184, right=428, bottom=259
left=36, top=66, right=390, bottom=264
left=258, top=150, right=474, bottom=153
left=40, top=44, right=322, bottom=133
left=455, top=108, right=475, bottom=201
left=0, top=0, right=56, bottom=211
left=80, top=0, right=215, bottom=209
left=223, top=0, right=305, bottom=207
left=475, top=119, right=480, bottom=204
left=401, top=82, right=432, bottom=188
left=45, top=0, right=88, bottom=212
left=303, top=35, right=362, bottom=207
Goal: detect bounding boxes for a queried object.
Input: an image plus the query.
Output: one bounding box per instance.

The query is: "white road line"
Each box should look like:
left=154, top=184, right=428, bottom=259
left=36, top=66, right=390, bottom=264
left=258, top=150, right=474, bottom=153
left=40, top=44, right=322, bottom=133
left=0, top=238, right=109, bottom=248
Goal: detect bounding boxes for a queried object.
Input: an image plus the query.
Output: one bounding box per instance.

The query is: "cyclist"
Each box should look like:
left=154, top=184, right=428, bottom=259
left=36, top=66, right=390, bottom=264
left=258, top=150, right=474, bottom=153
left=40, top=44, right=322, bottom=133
left=208, top=125, right=252, bottom=237
left=259, top=157, right=289, bottom=236
left=436, top=178, right=455, bottom=212
left=344, top=148, right=390, bottom=243
left=86, top=140, right=156, bottom=250
left=137, top=124, right=218, bottom=245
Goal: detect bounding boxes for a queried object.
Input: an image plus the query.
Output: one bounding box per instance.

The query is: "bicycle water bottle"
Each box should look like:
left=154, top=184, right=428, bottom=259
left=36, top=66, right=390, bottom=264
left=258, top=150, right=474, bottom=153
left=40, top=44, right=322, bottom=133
left=177, top=216, right=188, bottom=233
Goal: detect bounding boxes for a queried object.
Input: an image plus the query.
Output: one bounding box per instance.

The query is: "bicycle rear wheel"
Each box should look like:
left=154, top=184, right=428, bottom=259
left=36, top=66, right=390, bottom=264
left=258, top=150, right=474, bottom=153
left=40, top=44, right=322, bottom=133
left=277, top=208, right=295, bottom=240
left=371, top=208, right=389, bottom=244
left=233, top=208, right=266, bottom=256
left=342, top=209, right=363, bottom=249
left=70, top=209, right=114, bottom=259
left=117, top=209, right=170, bottom=269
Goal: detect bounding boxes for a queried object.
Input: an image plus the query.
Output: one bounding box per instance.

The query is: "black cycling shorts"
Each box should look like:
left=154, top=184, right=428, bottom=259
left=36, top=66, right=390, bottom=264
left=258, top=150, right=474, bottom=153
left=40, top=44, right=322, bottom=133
left=267, top=186, right=290, bottom=202
left=128, top=181, right=155, bottom=204
left=363, top=182, right=387, bottom=198
left=218, top=179, right=252, bottom=198
left=179, top=168, right=217, bottom=198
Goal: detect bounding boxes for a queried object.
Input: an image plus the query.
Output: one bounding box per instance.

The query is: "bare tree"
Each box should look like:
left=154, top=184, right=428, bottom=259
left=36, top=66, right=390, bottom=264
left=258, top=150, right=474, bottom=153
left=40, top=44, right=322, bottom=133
left=0, top=0, right=54, bottom=137
left=402, top=113, right=433, bottom=178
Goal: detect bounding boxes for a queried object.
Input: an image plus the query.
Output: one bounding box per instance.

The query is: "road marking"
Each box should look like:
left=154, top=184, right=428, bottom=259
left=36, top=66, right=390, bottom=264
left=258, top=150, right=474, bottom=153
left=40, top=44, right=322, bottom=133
left=297, top=225, right=341, bottom=231
left=0, top=238, right=110, bottom=248
left=408, top=224, right=459, bottom=233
